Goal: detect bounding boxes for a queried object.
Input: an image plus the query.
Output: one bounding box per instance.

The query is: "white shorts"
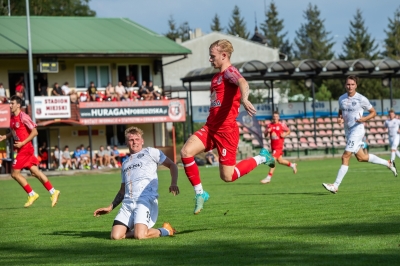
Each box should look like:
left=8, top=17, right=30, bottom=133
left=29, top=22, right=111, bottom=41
left=389, top=134, right=399, bottom=150
left=345, top=128, right=365, bottom=153
left=114, top=198, right=158, bottom=230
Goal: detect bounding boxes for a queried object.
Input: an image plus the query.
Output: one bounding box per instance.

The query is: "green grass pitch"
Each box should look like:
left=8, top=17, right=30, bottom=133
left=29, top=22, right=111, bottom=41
left=1, top=157, right=399, bottom=265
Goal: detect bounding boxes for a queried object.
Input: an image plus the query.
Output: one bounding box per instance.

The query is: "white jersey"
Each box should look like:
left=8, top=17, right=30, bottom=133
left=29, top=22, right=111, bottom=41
left=339, top=92, right=372, bottom=132
left=384, top=118, right=400, bottom=139
left=121, top=147, right=166, bottom=202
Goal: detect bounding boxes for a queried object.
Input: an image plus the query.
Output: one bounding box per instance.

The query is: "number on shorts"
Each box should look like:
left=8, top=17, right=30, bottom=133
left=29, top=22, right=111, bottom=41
left=221, top=148, right=226, bottom=157
left=347, top=140, right=354, bottom=148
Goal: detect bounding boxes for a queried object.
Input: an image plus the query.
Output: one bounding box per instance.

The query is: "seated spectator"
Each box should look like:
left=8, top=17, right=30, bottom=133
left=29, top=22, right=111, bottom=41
left=80, top=145, right=90, bottom=169
left=138, top=80, right=153, bottom=100
left=96, top=145, right=106, bottom=169
left=38, top=142, right=49, bottom=170
left=61, top=145, right=73, bottom=170
left=72, top=146, right=82, bottom=169
left=111, top=145, right=121, bottom=167
left=104, top=145, right=113, bottom=168
left=105, top=82, right=115, bottom=98
left=128, top=89, right=140, bottom=101
left=52, top=82, right=63, bottom=96
left=87, top=81, right=97, bottom=101
left=69, top=89, right=79, bottom=104
left=205, top=150, right=219, bottom=166
left=148, top=81, right=161, bottom=100
left=79, top=91, right=89, bottom=102
left=0, top=83, right=8, bottom=103
left=115, top=81, right=126, bottom=101
left=61, top=82, right=71, bottom=96
left=107, top=146, right=119, bottom=168
left=87, top=146, right=97, bottom=168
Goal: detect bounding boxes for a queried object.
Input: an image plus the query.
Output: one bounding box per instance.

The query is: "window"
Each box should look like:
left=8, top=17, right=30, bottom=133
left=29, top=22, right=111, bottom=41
left=75, top=65, right=110, bottom=88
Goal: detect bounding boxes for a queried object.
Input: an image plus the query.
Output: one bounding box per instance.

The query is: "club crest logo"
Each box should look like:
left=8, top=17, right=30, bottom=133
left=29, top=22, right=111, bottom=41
left=36, top=108, right=42, bottom=115
left=168, top=101, right=183, bottom=121
left=15, top=122, right=20, bottom=128
left=352, top=101, right=356, bottom=106
left=217, top=75, right=223, bottom=85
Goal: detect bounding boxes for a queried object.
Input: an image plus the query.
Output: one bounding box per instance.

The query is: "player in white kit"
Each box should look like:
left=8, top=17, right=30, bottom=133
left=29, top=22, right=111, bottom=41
left=384, top=109, right=400, bottom=163
left=322, top=76, right=397, bottom=194
left=93, top=126, right=179, bottom=240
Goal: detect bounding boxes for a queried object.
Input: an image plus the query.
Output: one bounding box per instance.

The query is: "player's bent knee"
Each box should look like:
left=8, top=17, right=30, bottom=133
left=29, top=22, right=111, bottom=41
left=220, top=175, right=232, bottom=182
left=110, top=233, right=124, bottom=240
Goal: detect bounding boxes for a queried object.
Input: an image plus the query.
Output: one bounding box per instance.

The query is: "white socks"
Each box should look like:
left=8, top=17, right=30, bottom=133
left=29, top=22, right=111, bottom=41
left=368, top=154, right=389, bottom=166
left=194, top=184, right=203, bottom=195
left=254, top=155, right=265, bottom=165
left=334, top=165, right=348, bottom=188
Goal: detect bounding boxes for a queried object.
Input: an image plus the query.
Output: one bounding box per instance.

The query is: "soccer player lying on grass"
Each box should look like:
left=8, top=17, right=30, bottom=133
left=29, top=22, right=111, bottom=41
left=260, top=111, right=297, bottom=184
left=180, top=39, right=275, bottom=215
left=0, top=95, right=60, bottom=208
left=322, top=76, right=397, bottom=194
left=93, top=126, right=179, bottom=240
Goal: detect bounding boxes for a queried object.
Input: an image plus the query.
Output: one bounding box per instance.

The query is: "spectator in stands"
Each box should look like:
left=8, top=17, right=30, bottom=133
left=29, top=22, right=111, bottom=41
left=37, top=73, right=48, bottom=96
left=87, top=146, right=97, bottom=169
left=61, top=145, right=73, bottom=170
left=107, top=145, right=119, bottom=168
left=104, top=145, right=113, bottom=168
left=205, top=150, right=219, bottom=166
left=52, top=82, right=63, bottom=96
left=38, top=142, right=49, bottom=170
left=80, top=144, right=90, bottom=169
left=111, top=145, right=121, bottom=167
left=0, top=83, right=8, bottom=103
left=138, top=80, right=152, bottom=100
left=52, top=145, right=61, bottom=170
left=96, top=145, right=106, bottom=169
left=15, top=78, right=25, bottom=99
left=105, top=82, right=115, bottom=100
left=79, top=91, right=89, bottom=102
left=87, top=81, right=97, bottom=101
left=72, top=146, right=82, bottom=169
left=148, top=81, right=161, bottom=100
left=61, top=82, right=71, bottom=96
left=127, top=71, right=137, bottom=87
left=69, top=89, right=79, bottom=104
left=115, top=81, right=126, bottom=101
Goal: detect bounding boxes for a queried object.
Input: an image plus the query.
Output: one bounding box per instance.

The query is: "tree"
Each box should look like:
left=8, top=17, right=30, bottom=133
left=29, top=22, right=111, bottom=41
left=227, top=5, right=249, bottom=39
left=315, top=84, right=332, bottom=101
left=210, top=13, right=224, bottom=32
left=0, top=0, right=95, bottom=16
left=178, top=21, right=191, bottom=42
left=341, top=9, right=379, bottom=60
left=293, top=4, right=335, bottom=60
left=341, top=9, right=383, bottom=99
left=260, top=1, right=292, bottom=59
left=383, top=6, right=400, bottom=59
left=165, top=15, right=180, bottom=41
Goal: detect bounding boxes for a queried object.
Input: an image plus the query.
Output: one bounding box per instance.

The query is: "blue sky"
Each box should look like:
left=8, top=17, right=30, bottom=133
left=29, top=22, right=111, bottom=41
left=90, top=0, right=399, bottom=56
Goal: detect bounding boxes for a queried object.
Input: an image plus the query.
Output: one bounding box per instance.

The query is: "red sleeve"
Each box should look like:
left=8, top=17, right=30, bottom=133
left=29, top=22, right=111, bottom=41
left=20, top=112, right=37, bottom=131
left=281, top=122, right=289, bottom=132
left=224, top=66, right=243, bottom=85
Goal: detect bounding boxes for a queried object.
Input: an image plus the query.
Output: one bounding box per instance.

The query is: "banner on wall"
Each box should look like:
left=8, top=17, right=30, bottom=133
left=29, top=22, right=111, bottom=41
left=79, top=100, right=186, bottom=125
left=0, top=105, right=10, bottom=128
left=34, top=96, right=71, bottom=119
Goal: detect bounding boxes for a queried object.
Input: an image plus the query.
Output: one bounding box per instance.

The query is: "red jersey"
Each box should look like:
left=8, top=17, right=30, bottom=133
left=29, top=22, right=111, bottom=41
left=206, top=65, right=243, bottom=132
left=266, top=121, right=289, bottom=150
left=10, top=111, right=37, bottom=153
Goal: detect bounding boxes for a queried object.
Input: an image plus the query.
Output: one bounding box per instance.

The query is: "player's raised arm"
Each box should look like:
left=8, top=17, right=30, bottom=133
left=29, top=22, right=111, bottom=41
left=93, top=183, right=125, bottom=217
left=162, top=157, right=179, bottom=196
left=238, top=78, right=256, bottom=116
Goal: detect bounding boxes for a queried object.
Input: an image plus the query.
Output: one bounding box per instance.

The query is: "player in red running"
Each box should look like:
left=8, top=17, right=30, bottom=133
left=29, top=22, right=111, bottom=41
left=0, top=95, right=60, bottom=207
left=180, top=39, right=274, bottom=214
left=260, top=111, right=297, bottom=184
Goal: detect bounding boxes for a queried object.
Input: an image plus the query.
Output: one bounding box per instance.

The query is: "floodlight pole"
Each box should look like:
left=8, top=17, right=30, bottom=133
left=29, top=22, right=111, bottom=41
left=311, top=79, right=317, bottom=143
left=8, top=0, right=11, bottom=16
left=25, top=0, right=38, bottom=156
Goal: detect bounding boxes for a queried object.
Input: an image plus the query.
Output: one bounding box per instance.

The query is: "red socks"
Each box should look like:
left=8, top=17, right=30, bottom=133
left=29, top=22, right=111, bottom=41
left=43, top=181, right=54, bottom=191
left=23, top=184, right=33, bottom=194
left=182, top=157, right=201, bottom=186
left=231, top=158, right=257, bottom=181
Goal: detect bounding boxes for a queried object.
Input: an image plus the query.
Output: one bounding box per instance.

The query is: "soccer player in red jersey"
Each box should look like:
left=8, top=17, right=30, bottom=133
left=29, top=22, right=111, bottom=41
left=0, top=95, right=60, bottom=207
left=180, top=39, right=274, bottom=214
left=260, top=111, right=297, bottom=184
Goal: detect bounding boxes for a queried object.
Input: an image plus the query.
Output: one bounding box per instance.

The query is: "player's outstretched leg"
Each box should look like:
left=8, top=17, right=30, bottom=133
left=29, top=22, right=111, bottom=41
left=322, top=183, right=338, bottom=194
left=24, top=193, right=40, bottom=207
left=259, top=148, right=275, bottom=168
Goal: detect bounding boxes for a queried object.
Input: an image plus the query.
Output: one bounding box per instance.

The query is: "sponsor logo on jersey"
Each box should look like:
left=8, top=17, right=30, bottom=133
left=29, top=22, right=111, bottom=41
left=123, top=162, right=143, bottom=173
left=210, top=91, right=221, bottom=108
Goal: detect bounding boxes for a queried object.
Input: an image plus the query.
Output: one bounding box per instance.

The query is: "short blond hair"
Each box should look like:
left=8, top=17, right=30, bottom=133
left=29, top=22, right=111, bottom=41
left=124, top=126, right=143, bottom=139
left=209, top=39, right=234, bottom=58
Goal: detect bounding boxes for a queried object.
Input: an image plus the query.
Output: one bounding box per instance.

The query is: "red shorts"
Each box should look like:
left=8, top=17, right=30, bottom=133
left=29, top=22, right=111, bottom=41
left=13, top=151, right=39, bottom=170
left=271, top=149, right=283, bottom=159
left=194, top=125, right=239, bottom=166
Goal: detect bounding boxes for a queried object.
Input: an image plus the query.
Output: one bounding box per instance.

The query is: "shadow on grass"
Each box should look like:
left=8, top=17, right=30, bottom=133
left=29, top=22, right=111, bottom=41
left=240, top=192, right=328, bottom=196
left=45, top=230, right=110, bottom=239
